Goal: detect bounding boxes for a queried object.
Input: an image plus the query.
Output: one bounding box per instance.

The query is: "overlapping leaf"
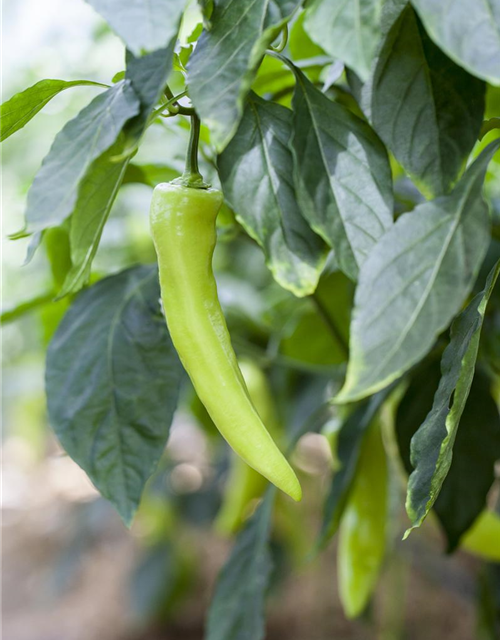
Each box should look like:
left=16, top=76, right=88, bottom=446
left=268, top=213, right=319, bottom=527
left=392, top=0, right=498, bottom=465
left=46, top=266, right=183, bottom=525
left=218, top=92, right=326, bottom=297
left=354, top=1, right=485, bottom=198
left=188, top=0, right=301, bottom=151
left=0, top=79, right=106, bottom=142
left=288, top=62, right=393, bottom=281
left=85, top=0, right=187, bottom=56
left=404, top=259, right=500, bottom=536
left=337, top=139, right=500, bottom=403
left=412, top=0, right=500, bottom=85
left=304, top=0, right=384, bottom=81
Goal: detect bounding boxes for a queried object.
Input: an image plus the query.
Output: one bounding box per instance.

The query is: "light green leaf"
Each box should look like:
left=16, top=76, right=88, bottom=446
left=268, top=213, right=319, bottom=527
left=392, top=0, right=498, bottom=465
left=188, top=0, right=301, bottom=151
left=46, top=266, right=183, bottom=525
left=123, top=163, right=179, bottom=187
left=0, top=79, right=107, bottom=142
left=412, top=0, right=500, bottom=85
left=304, top=0, right=384, bottom=81
left=337, top=139, right=500, bottom=403
left=404, top=260, right=500, bottom=536
left=24, top=81, right=140, bottom=234
left=288, top=60, right=393, bottom=281
left=206, top=488, right=276, bottom=640
left=354, top=1, right=485, bottom=198
left=218, top=92, right=326, bottom=297
left=85, top=0, right=187, bottom=56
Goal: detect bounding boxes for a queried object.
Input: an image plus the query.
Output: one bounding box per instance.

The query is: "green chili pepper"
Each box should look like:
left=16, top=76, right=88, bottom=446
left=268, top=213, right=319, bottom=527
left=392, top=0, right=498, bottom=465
left=150, top=182, right=301, bottom=502
left=338, top=420, right=388, bottom=619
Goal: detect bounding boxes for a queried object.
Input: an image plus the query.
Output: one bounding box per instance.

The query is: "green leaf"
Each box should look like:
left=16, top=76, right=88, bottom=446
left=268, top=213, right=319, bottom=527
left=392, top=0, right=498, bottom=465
left=187, top=0, right=301, bottom=151
left=412, top=0, right=500, bottom=85
left=46, top=266, right=182, bottom=525
left=304, top=0, right=384, bottom=81
left=353, top=1, right=485, bottom=198
left=205, top=488, right=276, bottom=640
left=337, top=139, right=500, bottom=403
left=0, top=79, right=107, bottom=142
left=218, top=92, right=326, bottom=297
left=318, top=388, right=390, bottom=547
left=85, top=0, right=187, bottom=56
left=288, top=61, right=393, bottom=281
left=24, top=81, right=140, bottom=235
left=123, top=163, right=178, bottom=187
left=404, top=259, right=500, bottom=536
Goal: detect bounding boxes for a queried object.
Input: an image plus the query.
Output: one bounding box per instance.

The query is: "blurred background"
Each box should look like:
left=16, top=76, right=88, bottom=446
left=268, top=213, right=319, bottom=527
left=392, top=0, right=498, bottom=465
left=2, top=2, right=500, bottom=639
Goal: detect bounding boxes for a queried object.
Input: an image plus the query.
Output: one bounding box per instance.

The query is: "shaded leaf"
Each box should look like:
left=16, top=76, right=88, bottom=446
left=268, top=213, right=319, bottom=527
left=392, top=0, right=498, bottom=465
left=353, top=1, right=485, bottom=198
left=304, top=0, right=384, bottom=81
left=337, top=139, right=500, bottom=403
left=218, top=92, right=326, bottom=297
left=123, top=163, right=178, bottom=187
left=46, top=266, right=182, bottom=525
left=0, top=79, right=106, bottom=142
left=404, top=259, right=500, bottom=536
left=188, top=0, right=301, bottom=151
left=412, top=0, right=500, bottom=85
left=206, top=488, right=276, bottom=640
left=288, top=60, right=393, bottom=280
left=24, top=81, right=140, bottom=234
left=85, top=0, right=187, bottom=56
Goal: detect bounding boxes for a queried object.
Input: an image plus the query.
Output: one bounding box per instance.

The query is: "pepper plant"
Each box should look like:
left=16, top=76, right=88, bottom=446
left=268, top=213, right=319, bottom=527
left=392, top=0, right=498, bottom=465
left=2, top=0, right=500, bottom=636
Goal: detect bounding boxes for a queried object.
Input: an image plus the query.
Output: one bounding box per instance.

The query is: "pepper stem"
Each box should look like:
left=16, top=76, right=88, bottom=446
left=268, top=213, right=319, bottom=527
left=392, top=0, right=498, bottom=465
left=173, top=113, right=209, bottom=189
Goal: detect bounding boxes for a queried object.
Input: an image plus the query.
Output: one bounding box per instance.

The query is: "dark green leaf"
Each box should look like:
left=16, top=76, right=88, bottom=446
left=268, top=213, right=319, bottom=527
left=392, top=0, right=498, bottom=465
left=353, top=1, right=485, bottom=198
left=337, top=139, right=500, bottom=403
left=218, top=92, right=326, bottom=297
left=412, top=0, right=500, bottom=85
left=206, top=488, right=276, bottom=640
left=304, top=0, right=384, bottom=81
left=396, top=362, right=500, bottom=551
left=404, top=259, right=500, bottom=536
left=0, top=79, right=106, bottom=142
left=188, top=0, right=301, bottom=151
left=24, top=81, right=140, bottom=234
left=85, top=0, right=187, bottom=56
left=46, top=266, right=182, bottom=525
left=288, top=61, right=393, bottom=280
left=318, top=388, right=390, bottom=547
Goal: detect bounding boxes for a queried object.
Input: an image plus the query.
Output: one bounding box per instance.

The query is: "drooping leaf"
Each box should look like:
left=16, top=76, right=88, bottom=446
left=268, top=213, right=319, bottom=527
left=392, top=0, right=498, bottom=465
left=318, top=388, right=390, bottom=547
left=304, top=0, right=384, bottom=81
left=353, top=1, right=485, bottom=198
left=218, top=92, right=326, bottom=297
left=288, top=60, right=393, bottom=281
left=337, top=139, right=500, bottom=403
left=46, top=266, right=182, bottom=525
left=0, top=79, right=107, bottom=142
left=396, top=361, right=500, bottom=550
left=205, top=488, right=276, bottom=640
left=24, top=81, right=140, bottom=234
left=411, top=0, right=500, bottom=85
left=404, top=259, right=500, bottom=536
left=187, top=0, right=301, bottom=151
left=85, top=0, right=187, bottom=56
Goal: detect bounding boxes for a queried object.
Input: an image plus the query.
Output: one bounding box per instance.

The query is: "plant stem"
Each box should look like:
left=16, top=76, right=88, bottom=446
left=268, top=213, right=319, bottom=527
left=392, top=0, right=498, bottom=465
left=173, top=113, right=209, bottom=189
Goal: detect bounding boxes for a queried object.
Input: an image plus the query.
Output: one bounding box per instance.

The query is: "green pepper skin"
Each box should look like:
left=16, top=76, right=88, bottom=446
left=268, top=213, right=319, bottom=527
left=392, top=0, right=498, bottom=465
left=150, top=183, right=301, bottom=502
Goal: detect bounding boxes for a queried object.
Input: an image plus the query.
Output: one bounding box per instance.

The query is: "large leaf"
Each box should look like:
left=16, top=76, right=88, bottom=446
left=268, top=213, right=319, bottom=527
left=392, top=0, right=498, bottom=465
left=288, top=61, right=393, bottom=281
left=354, top=1, right=485, bottom=198
left=187, top=0, right=301, bottom=151
left=218, top=92, right=325, bottom=297
left=205, top=488, right=276, bottom=640
left=85, top=0, right=187, bottom=56
left=337, top=139, right=500, bottom=403
left=24, top=81, right=140, bottom=234
left=404, top=259, right=500, bottom=536
left=46, top=266, right=182, bottom=525
left=0, top=79, right=106, bottom=142
left=304, top=0, right=384, bottom=81
left=412, top=0, right=500, bottom=85
left=396, top=362, right=500, bottom=550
